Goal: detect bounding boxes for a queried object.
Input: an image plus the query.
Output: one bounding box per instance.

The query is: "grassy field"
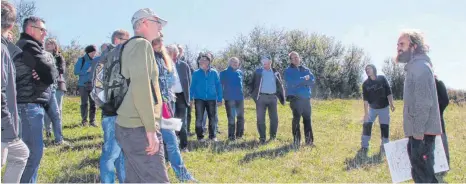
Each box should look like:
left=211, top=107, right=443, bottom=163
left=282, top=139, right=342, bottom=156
left=33, top=97, right=465, bottom=183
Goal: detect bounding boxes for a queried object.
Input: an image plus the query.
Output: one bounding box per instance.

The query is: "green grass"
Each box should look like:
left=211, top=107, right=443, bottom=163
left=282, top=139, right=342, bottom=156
left=34, top=97, right=465, bottom=183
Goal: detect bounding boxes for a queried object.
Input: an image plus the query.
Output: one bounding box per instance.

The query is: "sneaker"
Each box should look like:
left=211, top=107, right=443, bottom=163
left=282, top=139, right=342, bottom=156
left=81, top=120, right=88, bottom=127
left=228, top=137, right=236, bottom=142
left=198, top=138, right=206, bottom=143
left=188, top=132, right=195, bottom=137
left=259, top=139, right=266, bottom=144
left=306, top=142, right=315, bottom=147
left=181, top=148, right=190, bottom=153
left=55, top=140, right=71, bottom=147
left=209, top=138, right=218, bottom=142
left=89, top=122, right=98, bottom=127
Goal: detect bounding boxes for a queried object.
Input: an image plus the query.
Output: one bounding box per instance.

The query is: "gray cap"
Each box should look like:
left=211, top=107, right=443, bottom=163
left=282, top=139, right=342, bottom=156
left=131, top=8, right=167, bottom=27
left=261, top=55, right=271, bottom=63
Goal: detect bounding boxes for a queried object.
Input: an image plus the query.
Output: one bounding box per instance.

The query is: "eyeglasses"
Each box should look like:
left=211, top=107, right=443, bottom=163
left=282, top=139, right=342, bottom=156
left=31, top=26, right=47, bottom=33
left=146, top=19, right=162, bottom=25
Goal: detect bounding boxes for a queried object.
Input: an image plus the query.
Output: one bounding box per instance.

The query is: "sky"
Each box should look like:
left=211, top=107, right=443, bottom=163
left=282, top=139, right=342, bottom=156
left=28, top=0, right=466, bottom=90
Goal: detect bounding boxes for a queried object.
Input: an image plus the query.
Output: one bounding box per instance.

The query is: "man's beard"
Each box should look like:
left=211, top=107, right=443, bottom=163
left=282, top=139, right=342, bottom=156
left=396, top=49, right=413, bottom=63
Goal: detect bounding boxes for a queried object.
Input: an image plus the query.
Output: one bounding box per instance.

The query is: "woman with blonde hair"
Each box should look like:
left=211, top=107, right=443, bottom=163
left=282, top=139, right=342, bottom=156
left=152, top=35, right=197, bottom=182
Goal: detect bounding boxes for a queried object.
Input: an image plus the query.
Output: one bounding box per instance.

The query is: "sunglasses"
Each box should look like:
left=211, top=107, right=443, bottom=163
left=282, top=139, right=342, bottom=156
left=31, top=26, right=47, bottom=33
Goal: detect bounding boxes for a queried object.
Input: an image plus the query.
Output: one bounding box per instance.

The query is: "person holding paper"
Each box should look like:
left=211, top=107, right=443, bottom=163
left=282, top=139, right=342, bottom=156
left=152, top=37, right=196, bottom=182
left=396, top=29, right=442, bottom=183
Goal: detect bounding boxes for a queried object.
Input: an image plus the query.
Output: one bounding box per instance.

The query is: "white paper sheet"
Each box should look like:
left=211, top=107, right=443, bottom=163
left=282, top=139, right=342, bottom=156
left=383, top=136, right=449, bottom=183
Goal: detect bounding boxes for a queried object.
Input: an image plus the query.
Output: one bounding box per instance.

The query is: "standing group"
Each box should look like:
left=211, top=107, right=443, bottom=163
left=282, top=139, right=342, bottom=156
left=1, top=1, right=452, bottom=183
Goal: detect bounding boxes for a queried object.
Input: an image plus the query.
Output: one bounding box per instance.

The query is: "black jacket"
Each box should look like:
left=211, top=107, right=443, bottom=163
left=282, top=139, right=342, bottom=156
left=250, top=67, right=285, bottom=105
left=53, top=53, right=67, bottom=91
left=15, top=33, right=58, bottom=104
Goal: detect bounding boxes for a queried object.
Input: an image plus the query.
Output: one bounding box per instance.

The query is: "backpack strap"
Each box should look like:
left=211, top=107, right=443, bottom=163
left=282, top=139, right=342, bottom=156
left=80, top=57, right=86, bottom=70
left=118, top=36, right=145, bottom=74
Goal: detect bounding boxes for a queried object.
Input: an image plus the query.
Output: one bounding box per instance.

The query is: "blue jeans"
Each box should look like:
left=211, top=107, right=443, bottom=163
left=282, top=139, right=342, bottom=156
left=55, top=90, right=65, bottom=122
left=44, top=89, right=64, bottom=142
left=18, top=103, right=45, bottom=183
left=161, top=128, right=194, bottom=182
left=100, top=116, right=125, bottom=183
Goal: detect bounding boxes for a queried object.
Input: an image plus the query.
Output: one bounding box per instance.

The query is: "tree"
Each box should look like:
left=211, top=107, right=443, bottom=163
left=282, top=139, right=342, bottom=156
left=61, top=39, right=84, bottom=95
left=382, top=58, right=405, bottom=99
left=10, top=0, right=36, bottom=43
left=218, top=26, right=369, bottom=99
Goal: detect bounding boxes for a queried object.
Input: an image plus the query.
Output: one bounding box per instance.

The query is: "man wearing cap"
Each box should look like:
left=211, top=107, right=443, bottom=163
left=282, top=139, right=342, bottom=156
left=250, top=56, right=285, bottom=144
left=74, top=45, right=98, bottom=127
left=114, top=8, right=169, bottom=183
left=190, top=52, right=223, bottom=142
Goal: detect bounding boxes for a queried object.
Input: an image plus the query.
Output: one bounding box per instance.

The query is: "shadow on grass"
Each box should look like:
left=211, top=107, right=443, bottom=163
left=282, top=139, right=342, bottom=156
left=53, top=172, right=100, bottom=183
left=211, top=140, right=260, bottom=153
left=52, top=149, right=102, bottom=183
left=344, top=148, right=384, bottom=171
left=187, top=139, right=260, bottom=153
left=63, top=123, right=82, bottom=129
left=239, top=144, right=293, bottom=164
left=76, top=157, right=100, bottom=170
left=66, top=134, right=102, bottom=143
left=59, top=142, right=101, bottom=152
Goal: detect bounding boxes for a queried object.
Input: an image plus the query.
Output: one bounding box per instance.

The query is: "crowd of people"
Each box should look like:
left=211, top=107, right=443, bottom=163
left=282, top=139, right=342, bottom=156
left=1, top=1, right=451, bottom=183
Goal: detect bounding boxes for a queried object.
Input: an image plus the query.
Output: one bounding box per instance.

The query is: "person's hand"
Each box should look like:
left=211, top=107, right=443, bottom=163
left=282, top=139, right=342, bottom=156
left=32, top=69, right=40, bottom=80
left=413, top=135, right=424, bottom=140
left=363, top=114, right=369, bottom=123
left=304, top=75, right=310, bottom=80
left=87, top=67, right=92, bottom=73
left=145, top=131, right=160, bottom=155
left=190, top=101, right=194, bottom=107
left=390, top=104, right=396, bottom=112
left=217, top=101, right=223, bottom=106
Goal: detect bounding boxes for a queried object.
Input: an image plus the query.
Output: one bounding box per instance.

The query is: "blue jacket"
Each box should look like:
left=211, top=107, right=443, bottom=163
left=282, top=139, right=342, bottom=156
left=220, top=67, right=244, bottom=100
left=74, top=54, right=94, bottom=86
left=284, top=64, right=315, bottom=99
left=190, top=68, right=223, bottom=102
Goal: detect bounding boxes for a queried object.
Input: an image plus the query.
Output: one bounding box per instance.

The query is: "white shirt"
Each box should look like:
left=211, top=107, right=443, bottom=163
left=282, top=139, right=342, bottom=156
left=172, top=63, right=183, bottom=93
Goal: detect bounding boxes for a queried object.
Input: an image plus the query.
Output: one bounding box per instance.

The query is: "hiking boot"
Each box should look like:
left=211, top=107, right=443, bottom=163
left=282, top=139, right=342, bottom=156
left=89, top=122, right=98, bottom=127
left=306, top=142, right=315, bottom=147
left=81, top=120, right=88, bottom=127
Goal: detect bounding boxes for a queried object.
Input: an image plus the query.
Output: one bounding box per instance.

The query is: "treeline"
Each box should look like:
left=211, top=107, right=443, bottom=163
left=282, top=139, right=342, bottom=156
left=10, top=0, right=466, bottom=102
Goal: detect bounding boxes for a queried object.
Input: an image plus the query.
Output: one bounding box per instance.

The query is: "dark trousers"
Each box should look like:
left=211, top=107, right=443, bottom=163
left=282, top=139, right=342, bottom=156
left=255, top=94, right=278, bottom=141
left=79, top=85, right=96, bottom=124
left=194, top=100, right=218, bottom=140
left=290, top=97, right=313, bottom=145
left=187, top=105, right=192, bottom=133
left=115, top=125, right=169, bottom=183
left=407, top=135, right=438, bottom=183
left=225, top=100, right=245, bottom=139
left=175, top=93, right=188, bottom=149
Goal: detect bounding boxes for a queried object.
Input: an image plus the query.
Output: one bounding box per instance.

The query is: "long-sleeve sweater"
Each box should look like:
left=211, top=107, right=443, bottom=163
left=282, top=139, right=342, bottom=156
left=402, top=54, right=442, bottom=137
left=116, top=37, right=162, bottom=132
